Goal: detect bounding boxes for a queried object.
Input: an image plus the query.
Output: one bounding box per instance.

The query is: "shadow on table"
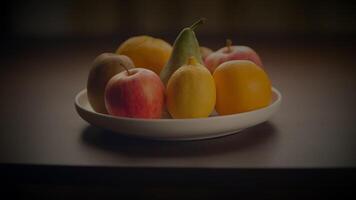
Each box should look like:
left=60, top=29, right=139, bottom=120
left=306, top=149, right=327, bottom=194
left=81, top=122, right=277, bottom=158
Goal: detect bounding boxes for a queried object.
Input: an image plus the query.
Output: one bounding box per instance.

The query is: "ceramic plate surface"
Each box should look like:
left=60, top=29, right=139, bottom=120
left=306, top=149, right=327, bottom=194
left=75, top=87, right=281, bottom=140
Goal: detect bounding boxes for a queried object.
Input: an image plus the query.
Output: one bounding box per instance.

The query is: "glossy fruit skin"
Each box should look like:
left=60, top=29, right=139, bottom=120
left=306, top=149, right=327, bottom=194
left=104, top=68, right=165, bottom=119
left=200, top=46, right=213, bottom=60
left=87, top=53, right=134, bottom=114
left=160, top=20, right=204, bottom=85
left=166, top=57, right=216, bottom=119
left=116, top=35, right=172, bottom=75
left=213, top=60, right=271, bottom=115
left=205, top=45, right=262, bottom=74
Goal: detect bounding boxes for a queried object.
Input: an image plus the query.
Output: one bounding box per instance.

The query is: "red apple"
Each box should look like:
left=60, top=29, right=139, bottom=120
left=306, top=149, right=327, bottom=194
left=204, top=39, right=263, bottom=74
left=200, top=46, right=213, bottom=60
left=105, top=67, right=165, bottom=119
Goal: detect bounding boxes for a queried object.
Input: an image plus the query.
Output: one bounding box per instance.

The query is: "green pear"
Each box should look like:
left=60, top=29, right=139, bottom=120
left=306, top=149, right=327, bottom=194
left=87, top=53, right=134, bottom=113
left=160, top=18, right=205, bottom=85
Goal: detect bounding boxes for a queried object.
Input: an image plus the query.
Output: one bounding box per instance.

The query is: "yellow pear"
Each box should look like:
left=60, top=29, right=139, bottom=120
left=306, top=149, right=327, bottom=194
left=166, top=57, right=216, bottom=119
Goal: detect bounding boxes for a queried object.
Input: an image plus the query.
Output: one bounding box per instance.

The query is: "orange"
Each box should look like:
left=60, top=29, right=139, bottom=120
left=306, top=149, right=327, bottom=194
left=116, top=35, right=172, bottom=75
left=213, top=60, right=271, bottom=115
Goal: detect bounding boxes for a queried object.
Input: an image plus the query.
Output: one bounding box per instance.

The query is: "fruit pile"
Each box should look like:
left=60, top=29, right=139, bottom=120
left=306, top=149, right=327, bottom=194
left=87, top=19, right=272, bottom=119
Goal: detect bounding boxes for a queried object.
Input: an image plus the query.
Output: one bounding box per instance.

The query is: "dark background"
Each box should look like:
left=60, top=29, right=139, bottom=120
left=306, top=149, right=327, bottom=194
left=1, top=0, right=356, bottom=45
left=1, top=0, right=356, bottom=199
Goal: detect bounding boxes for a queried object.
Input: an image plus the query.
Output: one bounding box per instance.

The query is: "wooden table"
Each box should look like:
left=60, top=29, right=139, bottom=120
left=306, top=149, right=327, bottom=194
left=1, top=36, right=355, bottom=198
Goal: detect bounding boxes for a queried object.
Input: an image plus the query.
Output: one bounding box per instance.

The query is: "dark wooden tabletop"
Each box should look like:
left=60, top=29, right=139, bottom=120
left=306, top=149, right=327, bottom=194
left=0, top=36, right=356, bottom=169
left=1, top=36, right=355, bottom=198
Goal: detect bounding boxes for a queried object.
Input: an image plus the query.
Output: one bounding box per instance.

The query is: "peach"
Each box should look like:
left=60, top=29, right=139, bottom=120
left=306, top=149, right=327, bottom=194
left=87, top=53, right=134, bottom=114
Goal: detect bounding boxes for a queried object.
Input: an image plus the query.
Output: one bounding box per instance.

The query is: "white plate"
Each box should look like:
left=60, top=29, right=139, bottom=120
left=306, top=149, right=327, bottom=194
left=75, top=87, right=282, bottom=141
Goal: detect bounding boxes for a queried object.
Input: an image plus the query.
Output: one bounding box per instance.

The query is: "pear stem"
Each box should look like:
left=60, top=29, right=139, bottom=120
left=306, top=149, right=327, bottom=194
left=187, top=56, right=197, bottom=65
left=190, top=18, right=206, bottom=30
left=226, top=39, right=232, bottom=53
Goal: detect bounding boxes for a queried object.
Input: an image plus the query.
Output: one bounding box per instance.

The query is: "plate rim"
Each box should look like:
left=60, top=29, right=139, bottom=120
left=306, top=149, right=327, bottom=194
left=75, top=87, right=282, bottom=123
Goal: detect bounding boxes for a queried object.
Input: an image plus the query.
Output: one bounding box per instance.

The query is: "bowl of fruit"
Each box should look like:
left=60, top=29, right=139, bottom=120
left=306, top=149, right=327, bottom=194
left=75, top=18, right=282, bottom=141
